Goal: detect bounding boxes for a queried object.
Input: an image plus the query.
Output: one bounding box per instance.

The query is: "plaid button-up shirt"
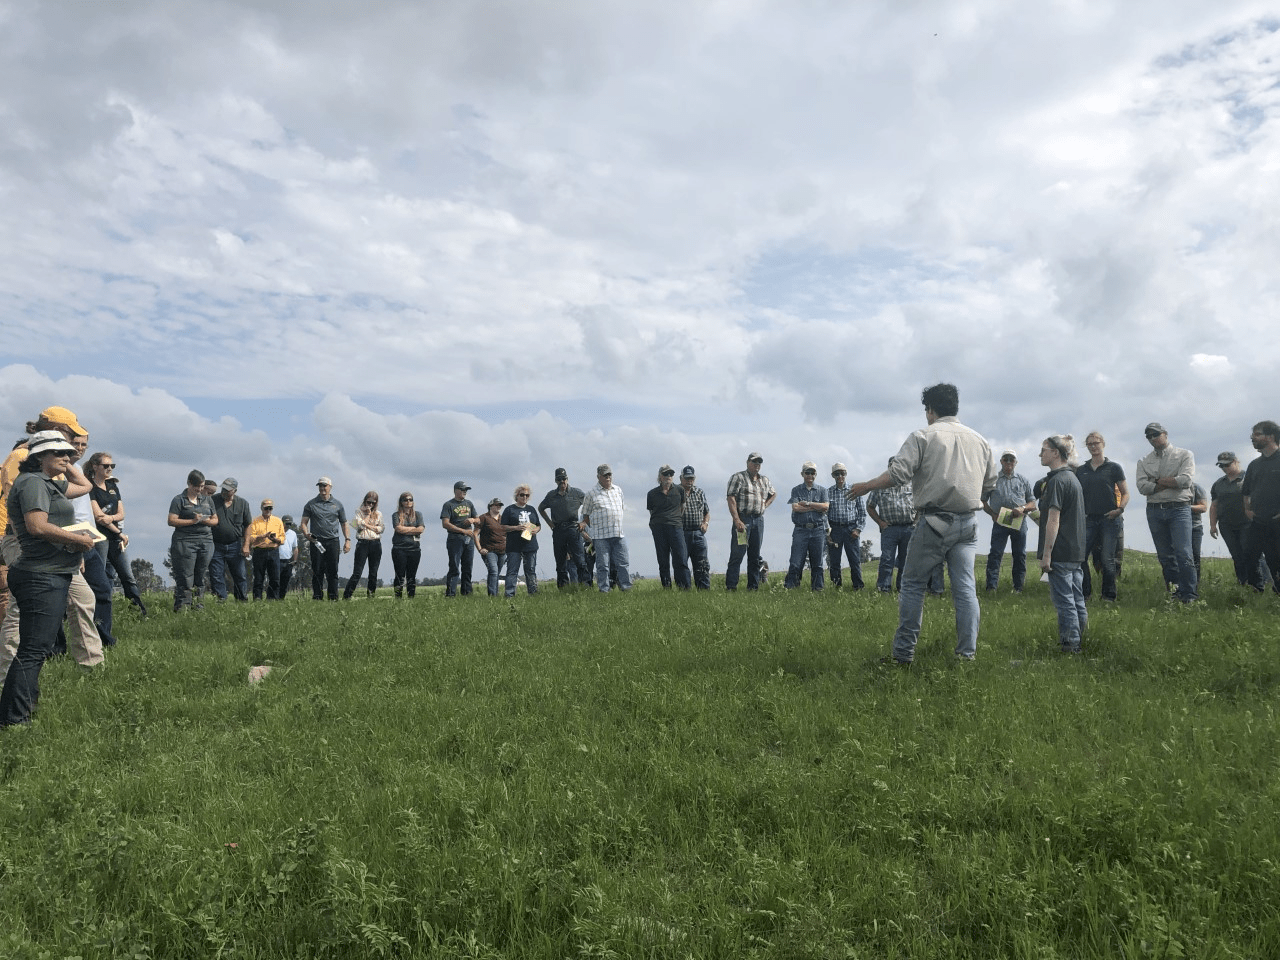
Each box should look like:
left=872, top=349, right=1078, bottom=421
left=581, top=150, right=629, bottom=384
left=582, top=483, right=626, bottom=538
left=681, top=484, right=709, bottom=530
left=827, top=482, right=867, bottom=529
left=867, top=483, right=916, bottom=526
left=726, top=469, right=776, bottom=518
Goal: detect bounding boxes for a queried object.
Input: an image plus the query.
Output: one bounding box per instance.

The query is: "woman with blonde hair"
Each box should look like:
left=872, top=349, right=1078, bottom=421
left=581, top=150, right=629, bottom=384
left=1037, top=434, right=1087, bottom=654
left=390, top=492, right=424, bottom=598
left=343, top=490, right=384, bottom=599
left=500, top=484, right=542, bottom=597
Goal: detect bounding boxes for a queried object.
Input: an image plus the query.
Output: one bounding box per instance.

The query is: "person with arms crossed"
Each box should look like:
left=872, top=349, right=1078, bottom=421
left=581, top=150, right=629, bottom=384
left=647, top=465, right=691, bottom=589
left=785, top=461, right=828, bottom=590
left=1135, top=422, right=1197, bottom=602
left=580, top=465, right=632, bottom=593
left=847, top=384, right=997, bottom=665
left=539, top=468, right=590, bottom=588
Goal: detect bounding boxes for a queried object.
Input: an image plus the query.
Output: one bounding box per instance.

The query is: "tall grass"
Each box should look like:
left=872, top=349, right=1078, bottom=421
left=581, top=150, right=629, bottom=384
left=1, top=554, right=1277, bottom=958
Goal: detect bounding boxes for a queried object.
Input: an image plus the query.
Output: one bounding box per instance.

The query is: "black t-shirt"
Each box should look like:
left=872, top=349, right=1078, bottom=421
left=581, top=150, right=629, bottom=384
left=646, top=484, right=685, bottom=527
left=91, top=479, right=123, bottom=541
left=501, top=503, right=540, bottom=552
left=1243, top=450, right=1280, bottom=521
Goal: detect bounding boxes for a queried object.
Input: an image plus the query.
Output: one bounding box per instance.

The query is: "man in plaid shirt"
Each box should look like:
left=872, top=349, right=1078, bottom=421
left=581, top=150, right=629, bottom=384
left=580, top=464, right=632, bottom=593
left=867, top=459, right=918, bottom=593
left=725, top=452, right=777, bottom=590
left=680, top=466, right=711, bottom=589
left=827, top=462, right=867, bottom=589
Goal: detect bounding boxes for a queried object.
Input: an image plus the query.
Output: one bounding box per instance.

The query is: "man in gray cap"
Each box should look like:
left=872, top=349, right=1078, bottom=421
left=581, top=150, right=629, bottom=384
left=580, top=464, right=632, bottom=592
left=440, top=481, right=479, bottom=597
left=538, top=467, right=590, bottom=588
left=679, top=466, right=711, bottom=589
left=981, top=450, right=1036, bottom=593
left=1210, top=450, right=1269, bottom=589
left=209, top=477, right=253, bottom=602
left=299, top=477, right=350, bottom=600
left=1136, top=422, right=1197, bottom=602
left=725, top=452, right=777, bottom=590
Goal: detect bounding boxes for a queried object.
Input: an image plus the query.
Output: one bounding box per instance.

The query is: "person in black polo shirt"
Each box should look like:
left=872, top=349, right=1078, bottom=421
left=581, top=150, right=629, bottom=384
left=210, top=477, right=253, bottom=602
left=1076, top=432, right=1129, bottom=601
left=646, top=465, right=690, bottom=589
left=538, top=468, right=590, bottom=589
left=1210, top=451, right=1269, bottom=589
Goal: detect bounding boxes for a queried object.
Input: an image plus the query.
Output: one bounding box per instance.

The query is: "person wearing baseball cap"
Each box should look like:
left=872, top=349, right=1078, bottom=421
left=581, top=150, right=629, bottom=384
left=441, top=482, right=478, bottom=598
left=784, top=461, right=828, bottom=591
left=246, top=499, right=287, bottom=600
left=1136, top=422, right=1198, bottom=602
left=538, top=468, right=590, bottom=589
left=210, top=478, right=253, bottom=603
left=826, top=462, right=867, bottom=590
left=980, top=450, right=1037, bottom=594
left=299, top=477, right=350, bottom=600
left=725, top=452, right=777, bottom=591
left=647, top=465, right=691, bottom=590
left=1210, top=451, right=1268, bottom=589
left=679, top=466, right=712, bottom=589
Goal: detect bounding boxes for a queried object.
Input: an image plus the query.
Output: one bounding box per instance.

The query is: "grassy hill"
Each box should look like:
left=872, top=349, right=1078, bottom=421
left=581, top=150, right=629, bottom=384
left=2, top=554, right=1277, bottom=958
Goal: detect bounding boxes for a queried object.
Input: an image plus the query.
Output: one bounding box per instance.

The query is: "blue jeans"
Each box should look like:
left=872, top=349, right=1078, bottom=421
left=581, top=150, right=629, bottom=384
left=1146, top=503, right=1197, bottom=601
left=98, top=538, right=144, bottom=608
left=505, top=549, right=538, bottom=597
left=171, top=535, right=212, bottom=610
left=1082, top=514, right=1121, bottom=600
left=892, top=514, right=980, bottom=663
left=725, top=515, right=765, bottom=590
left=81, top=547, right=116, bottom=647
left=482, top=550, right=506, bottom=596
left=592, top=537, right=632, bottom=592
left=209, top=541, right=248, bottom=601
left=985, top=522, right=1027, bottom=591
left=1047, top=560, right=1087, bottom=653
left=827, top=524, right=864, bottom=588
left=0, top=567, right=72, bottom=726
left=685, top=529, right=711, bottom=589
left=551, top=525, right=590, bottom=587
left=650, top=525, right=691, bottom=588
left=444, top=535, right=473, bottom=596
left=785, top=524, right=825, bottom=590
left=877, top=524, right=913, bottom=591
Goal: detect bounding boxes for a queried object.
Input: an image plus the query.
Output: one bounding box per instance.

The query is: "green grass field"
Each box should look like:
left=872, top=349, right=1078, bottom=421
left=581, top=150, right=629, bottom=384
left=2, top=553, right=1278, bottom=959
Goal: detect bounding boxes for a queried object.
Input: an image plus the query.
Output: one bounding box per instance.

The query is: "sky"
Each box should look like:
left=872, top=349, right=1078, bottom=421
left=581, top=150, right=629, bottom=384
left=2, top=0, right=1277, bottom=581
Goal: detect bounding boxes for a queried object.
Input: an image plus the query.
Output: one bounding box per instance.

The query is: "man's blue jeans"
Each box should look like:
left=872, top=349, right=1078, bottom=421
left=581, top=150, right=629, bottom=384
left=1047, top=560, right=1087, bottom=653
left=785, top=524, right=825, bottom=590
left=827, top=524, right=864, bottom=588
left=985, top=522, right=1027, bottom=591
left=1221, top=524, right=1270, bottom=589
left=0, top=567, right=72, bottom=726
left=592, top=537, right=632, bottom=592
left=726, top=515, right=765, bottom=590
left=877, top=523, right=913, bottom=591
left=650, top=525, right=691, bottom=588
left=445, top=535, right=474, bottom=596
left=481, top=550, right=505, bottom=596
left=1146, top=503, right=1197, bottom=601
left=209, top=541, right=248, bottom=601
left=892, top=513, right=980, bottom=663
left=1082, top=514, right=1121, bottom=600
left=684, top=529, right=711, bottom=589
left=551, top=525, right=590, bottom=587
left=81, top=546, right=116, bottom=646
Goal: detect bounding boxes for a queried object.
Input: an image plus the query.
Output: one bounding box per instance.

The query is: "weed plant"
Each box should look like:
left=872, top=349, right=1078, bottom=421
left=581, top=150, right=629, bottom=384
left=1, top=555, right=1277, bottom=958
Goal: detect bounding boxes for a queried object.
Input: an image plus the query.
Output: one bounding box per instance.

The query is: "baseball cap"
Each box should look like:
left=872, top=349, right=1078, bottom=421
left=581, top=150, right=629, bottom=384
left=40, top=406, right=87, bottom=436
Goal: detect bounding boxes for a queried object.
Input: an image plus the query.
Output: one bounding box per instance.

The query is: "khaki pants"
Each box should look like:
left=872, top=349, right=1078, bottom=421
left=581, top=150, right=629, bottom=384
left=0, top=533, right=103, bottom=684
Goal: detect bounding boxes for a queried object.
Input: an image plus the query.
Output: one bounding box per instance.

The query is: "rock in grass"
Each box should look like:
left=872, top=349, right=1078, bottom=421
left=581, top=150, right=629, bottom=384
left=248, top=664, right=273, bottom=685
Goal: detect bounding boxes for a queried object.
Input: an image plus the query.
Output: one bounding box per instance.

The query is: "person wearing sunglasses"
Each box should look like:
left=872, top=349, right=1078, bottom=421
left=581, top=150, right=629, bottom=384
left=501, top=485, right=542, bottom=597
left=440, top=482, right=479, bottom=598
left=344, top=491, right=384, bottom=600
left=84, top=451, right=146, bottom=615
left=391, top=494, right=425, bottom=598
left=784, top=461, right=829, bottom=591
left=646, top=464, right=690, bottom=589
left=246, top=499, right=286, bottom=600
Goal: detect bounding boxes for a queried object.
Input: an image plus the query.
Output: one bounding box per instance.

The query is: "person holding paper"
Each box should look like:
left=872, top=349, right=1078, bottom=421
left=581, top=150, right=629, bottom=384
left=725, top=453, right=777, bottom=591
left=501, top=485, right=542, bottom=597
left=981, top=450, right=1036, bottom=593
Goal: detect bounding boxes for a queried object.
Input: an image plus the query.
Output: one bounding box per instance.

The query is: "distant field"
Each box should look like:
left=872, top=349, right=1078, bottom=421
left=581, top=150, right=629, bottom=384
left=2, top=554, right=1277, bottom=959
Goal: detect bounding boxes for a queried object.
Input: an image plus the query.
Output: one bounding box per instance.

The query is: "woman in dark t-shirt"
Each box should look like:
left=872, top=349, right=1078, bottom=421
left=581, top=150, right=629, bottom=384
left=85, top=451, right=146, bottom=615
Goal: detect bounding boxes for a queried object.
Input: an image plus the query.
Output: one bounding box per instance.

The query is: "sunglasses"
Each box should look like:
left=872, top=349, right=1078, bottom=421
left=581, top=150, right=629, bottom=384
left=263, top=506, right=273, bottom=511
left=749, top=458, right=763, bottom=464
left=833, top=470, right=846, bottom=475
left=516, top=492, right=530, bottom=498
left=401, top=497, right=413, bottom=502
left=661, top=470, right=675, bottom=477
left=803, top=469, right=816, bottom=475
left=601, top=473, right=612, bottom=478
left=101, top=462, right=116, bottom=469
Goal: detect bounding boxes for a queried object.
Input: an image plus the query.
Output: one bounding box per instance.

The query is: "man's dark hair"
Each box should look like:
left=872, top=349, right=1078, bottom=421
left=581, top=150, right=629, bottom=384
left=1254, top=420, right=1280, bottom=444
left=187, top=469, right=206, bottom=488
left=921, top=383, right=959, bottom=418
